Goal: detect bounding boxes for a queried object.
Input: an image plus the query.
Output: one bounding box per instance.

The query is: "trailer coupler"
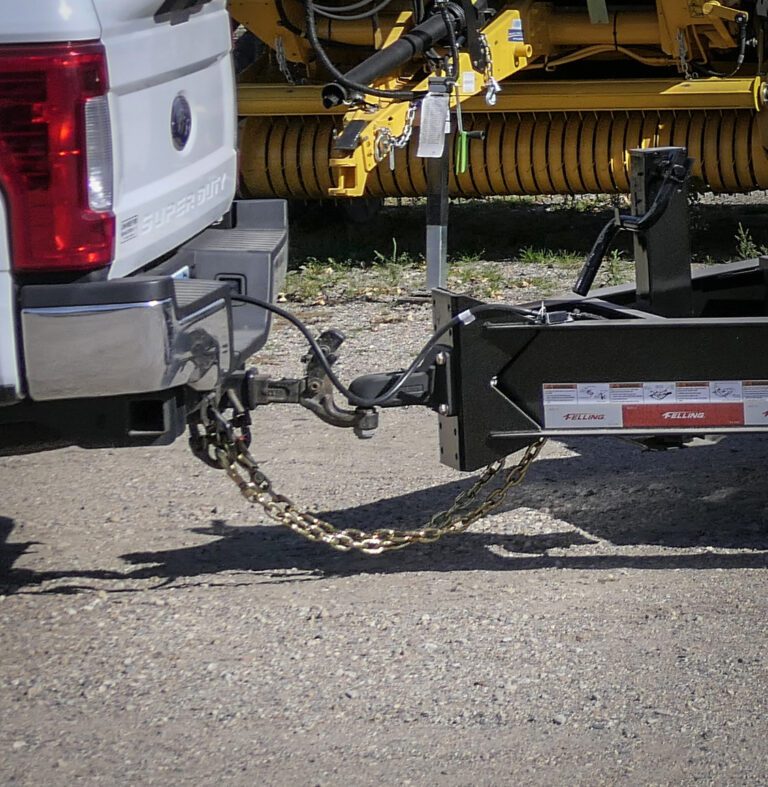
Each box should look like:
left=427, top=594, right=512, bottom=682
left=224, top=327, right=455, bottom=441
left=224, top=329, right=377, bottom=439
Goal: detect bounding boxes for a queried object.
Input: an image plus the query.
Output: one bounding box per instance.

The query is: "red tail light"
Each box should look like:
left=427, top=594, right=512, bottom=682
left=0, top=42, right=115, bottom=273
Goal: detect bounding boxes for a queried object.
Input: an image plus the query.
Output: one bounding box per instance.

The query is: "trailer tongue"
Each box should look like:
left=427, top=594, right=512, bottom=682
left=194, top=146, right=768, bottom=551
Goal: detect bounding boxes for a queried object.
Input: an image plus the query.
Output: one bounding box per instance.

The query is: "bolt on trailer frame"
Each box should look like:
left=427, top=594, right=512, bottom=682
left=426, top=146, right=768, bottom=471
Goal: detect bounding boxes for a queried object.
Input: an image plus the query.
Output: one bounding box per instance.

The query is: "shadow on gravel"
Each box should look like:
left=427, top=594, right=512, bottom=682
left=115, top=435, right=768, bottom=581
left=3, top=437, right=767, bottom=592
left=0, top=517, right=36, bottom=579
left=114, top=523, right=768, bottom=584
left=0, top=515, right=126, bottom=594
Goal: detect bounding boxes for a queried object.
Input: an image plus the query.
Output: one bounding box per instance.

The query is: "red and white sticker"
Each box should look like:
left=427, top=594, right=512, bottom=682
left=622, top=403, right=744, bottom=428
left=542, top=379, right=768, bottom=429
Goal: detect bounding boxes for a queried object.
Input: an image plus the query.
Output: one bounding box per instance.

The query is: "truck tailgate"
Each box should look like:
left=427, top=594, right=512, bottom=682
left=93, top=0, right=237, bottom=277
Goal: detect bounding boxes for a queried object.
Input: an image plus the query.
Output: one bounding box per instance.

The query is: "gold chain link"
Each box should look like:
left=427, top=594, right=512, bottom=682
left=207, top=420, right=546, bottom=555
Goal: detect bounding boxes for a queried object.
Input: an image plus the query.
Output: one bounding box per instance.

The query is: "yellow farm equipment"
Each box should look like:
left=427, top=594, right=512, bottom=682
left=231, top=0, right=768, bottom=200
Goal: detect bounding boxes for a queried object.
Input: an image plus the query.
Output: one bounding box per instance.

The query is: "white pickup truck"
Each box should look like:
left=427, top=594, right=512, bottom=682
left=0, top=0, right=287, bottom=453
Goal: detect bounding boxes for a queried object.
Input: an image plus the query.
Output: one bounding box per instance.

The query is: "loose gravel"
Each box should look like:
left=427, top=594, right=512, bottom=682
left=2, top=295, right=768, bottom=786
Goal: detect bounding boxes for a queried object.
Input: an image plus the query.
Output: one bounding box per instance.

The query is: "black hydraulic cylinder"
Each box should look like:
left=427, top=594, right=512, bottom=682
left=321, top=6, right=466, bottom=108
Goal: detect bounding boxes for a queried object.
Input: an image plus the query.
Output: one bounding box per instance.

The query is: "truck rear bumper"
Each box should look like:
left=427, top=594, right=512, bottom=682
left=18, top=199, right=287, bottom=402
left=21, top=277, right=232, bottom=401
left=1, top=199, right=287, bottom=452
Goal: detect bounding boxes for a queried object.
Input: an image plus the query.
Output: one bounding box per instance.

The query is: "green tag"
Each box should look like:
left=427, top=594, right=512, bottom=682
left=455, top=130, right=469, bottom=174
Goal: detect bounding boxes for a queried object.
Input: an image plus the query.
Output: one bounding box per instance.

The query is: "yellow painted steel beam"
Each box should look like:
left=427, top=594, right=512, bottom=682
left=238, top=85, right=341, bottom=116
left=238, top=78, right=764, bottom=116
left=314, top=11, right=413, bottom=48
left=230, top=0, right=413, bottom=58
left=229, top=0, right=308, bottom=62
left=546, top=11, right=660, bottom=47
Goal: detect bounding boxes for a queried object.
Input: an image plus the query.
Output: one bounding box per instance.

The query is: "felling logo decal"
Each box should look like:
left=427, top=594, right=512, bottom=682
left=623, top=403, right=743, bottom=428
left=542, top=381, right=767, bottom=429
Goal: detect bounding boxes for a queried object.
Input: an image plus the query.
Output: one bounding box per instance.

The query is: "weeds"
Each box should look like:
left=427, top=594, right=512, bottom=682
left=518, top=246, right=583, bottom=268
left=372, top=238, right=417, bottom=267
left=450, top=248, right=485, bottom=264
left=280, top=196, right=768, bottom=304
left=603, top=249, right=629, bottom=287
left=281, top=241, right=424, bottom=304
left=448, top=262, right=506, bottom=298
left=735, top=223, right=767, bottom=259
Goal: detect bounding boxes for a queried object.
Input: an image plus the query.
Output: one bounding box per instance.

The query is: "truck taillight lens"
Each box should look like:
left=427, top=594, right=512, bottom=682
left=0, top=42, right=115, bottom=273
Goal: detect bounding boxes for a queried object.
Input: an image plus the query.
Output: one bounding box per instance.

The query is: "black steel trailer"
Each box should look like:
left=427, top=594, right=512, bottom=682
left=193, top=146, right=768, bottom=552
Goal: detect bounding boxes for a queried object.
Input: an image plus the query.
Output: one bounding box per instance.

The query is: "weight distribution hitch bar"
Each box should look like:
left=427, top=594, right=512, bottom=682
left=200, top=147, right=768, bottom=472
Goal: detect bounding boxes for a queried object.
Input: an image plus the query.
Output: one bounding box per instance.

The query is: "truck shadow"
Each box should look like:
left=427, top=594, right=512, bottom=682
left=3, top=436, right=767, bottom=592
left=0, top=515, right=126, bottom=593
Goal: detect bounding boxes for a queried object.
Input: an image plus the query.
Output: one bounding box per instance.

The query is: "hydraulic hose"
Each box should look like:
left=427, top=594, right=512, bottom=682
left=304, top=0, right=428, bottom=104
left=312, top=0, right=395, bottom=20
left=573, top=151, right=692, bottom=296
left=693, top=13, right=748, bottom=77
left=315, top=1, right=468, bottom=107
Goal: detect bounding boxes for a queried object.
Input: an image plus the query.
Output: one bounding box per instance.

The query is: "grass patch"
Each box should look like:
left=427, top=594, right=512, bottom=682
left=518, top=246, right=583, bottom=269
left=735, top=222, right=768, bottom=259
left=281, top=194, right=768, bottom=303
left=281, top=251, right=425, bottom=305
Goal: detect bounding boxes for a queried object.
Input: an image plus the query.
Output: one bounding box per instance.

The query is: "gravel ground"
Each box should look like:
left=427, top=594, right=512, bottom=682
left=2, top=297, right=768, bottom=786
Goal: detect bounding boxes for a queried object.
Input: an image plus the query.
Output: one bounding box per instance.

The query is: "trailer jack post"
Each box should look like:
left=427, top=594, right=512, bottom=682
left=573, top=146, right=693, bottom=313
left=630, top=147, right=693, bottom=317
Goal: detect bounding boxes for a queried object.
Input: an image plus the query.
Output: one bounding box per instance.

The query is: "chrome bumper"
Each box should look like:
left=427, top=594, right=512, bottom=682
left=19, top=199, right=288, bottom=403
left=21, top=279, right=232, bottom=401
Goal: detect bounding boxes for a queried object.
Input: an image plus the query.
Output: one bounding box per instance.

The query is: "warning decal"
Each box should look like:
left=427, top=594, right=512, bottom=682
left=542, top=380, right=768, bottom=429
left=508, top=19, right=524, bottom=42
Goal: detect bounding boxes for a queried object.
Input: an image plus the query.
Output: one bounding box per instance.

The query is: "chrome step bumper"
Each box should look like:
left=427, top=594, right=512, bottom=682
left=21, top=277, right=232, bottom=401
left=19, top=199, right=288, bottom=403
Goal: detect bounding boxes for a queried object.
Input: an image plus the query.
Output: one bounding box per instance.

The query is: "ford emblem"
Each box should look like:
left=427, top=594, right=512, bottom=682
left=170, top=94, right=192, bottom=151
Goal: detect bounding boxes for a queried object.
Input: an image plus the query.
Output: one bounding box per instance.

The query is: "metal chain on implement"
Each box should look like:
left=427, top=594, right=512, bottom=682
left=195, top=404, right=546, bottom=555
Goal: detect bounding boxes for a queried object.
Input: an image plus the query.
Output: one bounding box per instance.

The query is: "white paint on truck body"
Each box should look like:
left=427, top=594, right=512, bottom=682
left=0, top=194, right=20, bottom=399
left=0, top=1, right=101, bottom=43
left=0, top=0, right=236, bottom=397
left=91, top=0, right=237, bottom=277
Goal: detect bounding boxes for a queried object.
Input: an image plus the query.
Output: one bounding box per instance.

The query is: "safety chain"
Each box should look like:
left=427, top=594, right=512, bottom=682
left=478, top=32, right=501, bottom=105
left=274, top=36, right=296, bottom=85
left=374, top=100, right=419, bottom=165
left=193, top=402, right=546, bottom=555
left=677, top=30, right=693, bottom=80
